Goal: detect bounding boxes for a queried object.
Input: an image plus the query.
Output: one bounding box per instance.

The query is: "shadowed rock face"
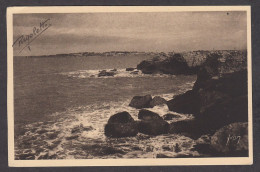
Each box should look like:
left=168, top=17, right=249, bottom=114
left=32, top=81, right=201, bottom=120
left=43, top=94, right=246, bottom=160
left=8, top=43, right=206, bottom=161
left=137, top=53, right=195, bottom=75
left=137, top=109, right=169, bottom=136
left=168, top=50, right=248, bottom=138
left=105, top=112, right=138, bottom=138
left=211, top=122, right=248, bottom=155
left=129, top=95, right=153, bottom=109
left=149, top=96, right=167, bottom=107
left=138, top=109, right=162, bottom=121
left=107, top=111, right=135, bottom=124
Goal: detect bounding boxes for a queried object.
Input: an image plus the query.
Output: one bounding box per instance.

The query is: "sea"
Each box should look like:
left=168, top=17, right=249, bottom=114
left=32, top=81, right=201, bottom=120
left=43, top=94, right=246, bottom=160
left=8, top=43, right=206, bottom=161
left=14, top=54, right=198, bottom=160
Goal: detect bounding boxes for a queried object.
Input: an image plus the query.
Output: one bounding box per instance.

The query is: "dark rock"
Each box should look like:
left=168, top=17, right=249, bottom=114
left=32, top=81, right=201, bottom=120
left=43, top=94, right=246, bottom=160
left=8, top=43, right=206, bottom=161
left=105, top=112, right=138, bottom=138
left=163, top=113, right=180, bottom=120
left=137, top=110, right=169, bottom=135
left=110, top=68, right=117, bottom=72
left=167, top=90, right=200, bottom=114
left=105, top=123, right=138, bottom=138
left=167, top=51, right=248, bottom=138
left=126, top=67, right=135, bottom=71
left=210, top=122, right=248, bottom=156
left=129, top=95, right=153, bottom=109
left=138, top=109, right=162, bottom=121
left=98, top=70, right=115, bottom=77
left=150, top=96, right=167, bottom=107
left=138, top=116, right=169, bottom=136
left=191, top=144, right=219, bottom=156
left=137, top=54, right=194, bottom=75
left=108, top=111, right=135, bottom=124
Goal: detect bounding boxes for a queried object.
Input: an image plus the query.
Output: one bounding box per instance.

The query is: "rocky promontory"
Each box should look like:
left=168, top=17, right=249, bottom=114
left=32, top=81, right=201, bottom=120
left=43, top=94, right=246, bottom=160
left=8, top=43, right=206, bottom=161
left=167, top=50, right=248, bottom=138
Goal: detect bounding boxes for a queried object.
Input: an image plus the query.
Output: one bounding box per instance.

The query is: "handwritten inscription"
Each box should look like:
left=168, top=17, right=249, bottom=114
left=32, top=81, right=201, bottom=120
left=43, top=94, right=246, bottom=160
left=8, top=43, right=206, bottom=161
left=226, top=134, right=241, bottom=146
left=13, top=18, right=51, bottom=53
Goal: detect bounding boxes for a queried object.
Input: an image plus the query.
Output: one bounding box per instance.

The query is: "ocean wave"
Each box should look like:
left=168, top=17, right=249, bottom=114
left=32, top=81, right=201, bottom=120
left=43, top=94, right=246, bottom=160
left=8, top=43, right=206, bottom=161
left=60, top=68, right=176, bottom=79
left=15, top=94, right=197, bottom=160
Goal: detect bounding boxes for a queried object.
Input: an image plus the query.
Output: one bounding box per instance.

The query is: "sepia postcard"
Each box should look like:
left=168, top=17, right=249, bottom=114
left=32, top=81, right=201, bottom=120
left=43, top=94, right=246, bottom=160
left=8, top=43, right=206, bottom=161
left=7, top=6, right=252, bottom=166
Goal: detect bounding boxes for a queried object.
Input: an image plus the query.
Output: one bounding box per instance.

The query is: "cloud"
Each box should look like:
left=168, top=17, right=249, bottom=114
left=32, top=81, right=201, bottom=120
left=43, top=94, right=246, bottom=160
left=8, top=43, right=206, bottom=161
left=13, top=11, right=247, bottom=56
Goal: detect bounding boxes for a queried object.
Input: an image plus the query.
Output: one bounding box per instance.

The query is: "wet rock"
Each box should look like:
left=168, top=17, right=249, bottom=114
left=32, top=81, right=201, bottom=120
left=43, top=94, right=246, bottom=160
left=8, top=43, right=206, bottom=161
left=190, top=144, right=218, bottom=156
left=137, top=54, right=194, bottom=75
left=138, top=109, right=162, bottom=121
left=150, top=96, right=167, bottom=107
left=137, top=110, right=169, bottom=135
left=98, top=70, right=115, bottom=77
left=210, top=122, right=248, bottom=156
left=105, top=122, right=138, bottom=138
left=126, top=67, right=135, bottom=71
left=108, top=111, right=135, bottom=124
left=167, top=90, right=200, bottom=114
left=138, top=119, right=169, bottom=135
left=129, top=95, right=153, bottom=109
left=167, top=51, right=248, bottom=138
left=105, top=111, right=138, bottom=138
left=163, top=113, right=180, bottom=120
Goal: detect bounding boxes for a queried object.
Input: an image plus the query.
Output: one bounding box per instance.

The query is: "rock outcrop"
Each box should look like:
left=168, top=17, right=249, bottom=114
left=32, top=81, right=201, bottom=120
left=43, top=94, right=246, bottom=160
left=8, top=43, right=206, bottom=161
left=104, top=111, right=138, bottom=138
left=210, top=122, right=248, bottom=156
left=137, top=54, right=195, bottom=75
left=129, top=95, right=153, bottom=109
left=149, top=96, right=167, bottom=107
left=168, top=50, right=248, bottom=138
left=191, top=122, right=248, bottom=157
left=137, top=109, right=169, bottom=135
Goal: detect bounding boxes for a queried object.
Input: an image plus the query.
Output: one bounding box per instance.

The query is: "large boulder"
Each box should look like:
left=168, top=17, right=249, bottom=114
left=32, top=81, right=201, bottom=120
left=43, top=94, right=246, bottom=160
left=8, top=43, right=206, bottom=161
left=129, top=95, right=153, bottom=109
left=210, top=122, right=248, bottom=156
left=138, top=109, right=162, bottom=120
left=167, top=90, right=200, bottom=114
left=104, top=112, right=138, bottom=138
left=107, top=111, right=135, bottom=124
left=150, top=96, right=167, bottom=107
left=137, top=109, right=169, bottom=135
left=137, top=54, right=194, bottom=75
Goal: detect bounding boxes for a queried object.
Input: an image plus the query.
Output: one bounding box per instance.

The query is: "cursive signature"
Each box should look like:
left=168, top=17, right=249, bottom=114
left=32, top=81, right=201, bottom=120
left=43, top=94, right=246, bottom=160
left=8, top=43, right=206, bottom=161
left=13, top=18, right=51, bottom=53
left=226, top=134, right=241, bottom=146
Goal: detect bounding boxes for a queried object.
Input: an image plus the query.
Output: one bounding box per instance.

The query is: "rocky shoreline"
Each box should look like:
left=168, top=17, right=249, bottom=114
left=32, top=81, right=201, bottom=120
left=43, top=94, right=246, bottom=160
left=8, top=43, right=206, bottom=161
left=104, top=50, right=248, bottom=157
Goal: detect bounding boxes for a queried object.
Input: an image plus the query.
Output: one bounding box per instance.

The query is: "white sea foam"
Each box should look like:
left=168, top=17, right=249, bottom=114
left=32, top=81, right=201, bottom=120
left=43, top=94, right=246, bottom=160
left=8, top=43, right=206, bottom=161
left=60, top=68, right=175, bottom=79
left=15, top=93, right=198, bottom=160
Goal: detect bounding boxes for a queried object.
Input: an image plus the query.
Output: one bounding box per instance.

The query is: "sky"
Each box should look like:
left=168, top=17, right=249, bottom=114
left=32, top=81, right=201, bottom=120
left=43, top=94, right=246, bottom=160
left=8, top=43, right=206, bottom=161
left=13, top=11, right=247, bottom=56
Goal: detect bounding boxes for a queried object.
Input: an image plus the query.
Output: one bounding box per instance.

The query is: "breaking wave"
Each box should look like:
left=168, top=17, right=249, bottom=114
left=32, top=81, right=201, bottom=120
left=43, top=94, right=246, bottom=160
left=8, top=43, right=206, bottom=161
left=15, top=94, right=198, bottom=160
